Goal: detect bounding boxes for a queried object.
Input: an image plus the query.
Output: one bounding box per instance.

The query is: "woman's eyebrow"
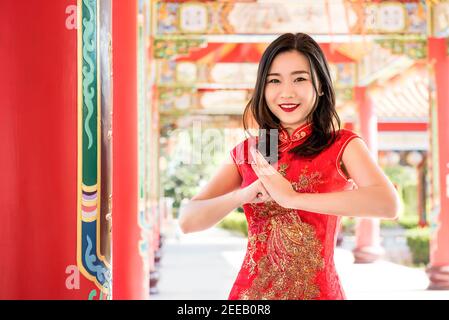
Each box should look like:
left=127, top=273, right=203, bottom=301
left=291, top=70, right=309, bottom=75
left=267, top=70, right=310, bottom=76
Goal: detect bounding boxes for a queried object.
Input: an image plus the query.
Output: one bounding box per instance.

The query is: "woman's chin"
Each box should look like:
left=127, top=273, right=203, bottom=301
left=279, top=119, right=306, bottom=127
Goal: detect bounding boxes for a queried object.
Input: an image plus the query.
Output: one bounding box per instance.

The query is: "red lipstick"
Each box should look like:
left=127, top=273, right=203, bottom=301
left=279, top=104, right=300, bottom=113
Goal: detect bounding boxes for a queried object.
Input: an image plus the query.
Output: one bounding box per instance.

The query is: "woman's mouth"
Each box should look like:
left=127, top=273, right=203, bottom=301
left=279, top=104, right=300, bottom=112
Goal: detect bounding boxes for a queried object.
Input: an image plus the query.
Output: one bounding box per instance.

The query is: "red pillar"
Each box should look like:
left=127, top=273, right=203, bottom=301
left=352, top=87, right=385, bottom=263
left=417, top=159, right=427, bottom=228
left=112, top=0, right=148, bottom=299
left=426, top=38, right=449, bottom=289
left=0, top=0, right=96, bottom=298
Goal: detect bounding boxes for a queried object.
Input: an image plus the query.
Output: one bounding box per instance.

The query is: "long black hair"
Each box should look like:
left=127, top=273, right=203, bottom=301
left=243, top=33, right=340, bottom=158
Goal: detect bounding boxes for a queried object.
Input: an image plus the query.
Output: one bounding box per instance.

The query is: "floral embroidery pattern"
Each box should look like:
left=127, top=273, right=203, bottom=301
left=238, top=166, right=327, bottom=300
left=278, top=163, right=288, bottom=177
left=241, top=203, right=324, bottom=300
left=292, top=166, right=325, bottom=193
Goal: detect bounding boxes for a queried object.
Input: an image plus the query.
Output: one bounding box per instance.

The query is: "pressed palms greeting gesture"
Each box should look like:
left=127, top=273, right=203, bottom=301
left=250, top=147, right=296, bottom=208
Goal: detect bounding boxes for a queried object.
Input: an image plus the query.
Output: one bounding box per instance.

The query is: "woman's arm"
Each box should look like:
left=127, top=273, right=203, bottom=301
left=289, top=138, right=400, bottom=219
left=178, top=154, right=271, bottom=233
left=251, top=139, right=400, bottom=219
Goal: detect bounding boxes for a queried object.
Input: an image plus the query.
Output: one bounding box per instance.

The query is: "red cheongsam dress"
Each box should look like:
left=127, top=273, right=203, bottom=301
left=228, top=123, right=361, bottom=300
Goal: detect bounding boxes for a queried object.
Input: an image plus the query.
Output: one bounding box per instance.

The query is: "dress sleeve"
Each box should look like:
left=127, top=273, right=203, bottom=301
left=229, top=137, right=256, bottom=180
left=335, top=129, right=363, bottom=181
left=230, top=143, right=244, bottom=179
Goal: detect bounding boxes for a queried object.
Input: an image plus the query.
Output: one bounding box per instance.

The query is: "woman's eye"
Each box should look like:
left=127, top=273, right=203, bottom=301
left=294, top=77, right=306, bottom=82
left=267, top=79, right=280, bottom=84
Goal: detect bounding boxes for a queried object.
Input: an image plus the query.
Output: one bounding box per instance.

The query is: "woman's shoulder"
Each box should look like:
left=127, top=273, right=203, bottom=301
left=321, top=128, right=362, bottom=157
left=333, top=128, right=361, bottom=145
left=336, top=128, right=359, bottom=138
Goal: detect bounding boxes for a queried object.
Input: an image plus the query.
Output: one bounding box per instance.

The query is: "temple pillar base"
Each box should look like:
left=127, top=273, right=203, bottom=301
left=426, top=265, right=449, bottom=290
left=353, top=245, right=385, bottom=263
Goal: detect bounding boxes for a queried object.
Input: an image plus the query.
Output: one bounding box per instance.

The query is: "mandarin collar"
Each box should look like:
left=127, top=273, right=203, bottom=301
left=279, top=123, right=312, bottom=152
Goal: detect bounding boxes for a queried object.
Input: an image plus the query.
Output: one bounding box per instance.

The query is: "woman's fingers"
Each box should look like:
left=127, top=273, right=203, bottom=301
left=253, top=148, right=274, bottom=170
left=258, top=190, right=272, bottom=202
left=254, top=194, right=271, bottom=203
left=251, top=156, right=270, bottom=180
left=251, top=148, right=277, bottom=177
left=258, top=181, right=273, bottom=202
left=249, top=180, right=272, bottom=203
left=251, top=157, right=273, bottom=191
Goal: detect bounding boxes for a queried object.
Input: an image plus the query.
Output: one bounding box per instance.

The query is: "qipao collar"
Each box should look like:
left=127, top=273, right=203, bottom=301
left=278, top=123, right=312, bottom=152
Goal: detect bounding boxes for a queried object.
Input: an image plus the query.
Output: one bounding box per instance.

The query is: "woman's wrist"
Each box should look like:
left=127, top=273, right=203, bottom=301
left=284, top=190, right=301, bottom=210
left=232, top=189, right=245, bottom=207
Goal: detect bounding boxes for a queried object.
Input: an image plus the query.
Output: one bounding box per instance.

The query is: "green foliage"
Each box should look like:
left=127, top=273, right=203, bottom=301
left=379, top=215, right=418, bottom=229
left=342, top=215, right=418, bottom=233
left=402, top=184, right=418, bottom=220
left=380, top=219, right=400, bottom=229
left=341, top=217, right=356, bottom=234
left=161, top=127, right=226, bottom=213
left=383, top=165, right=417, bottom=187
left=405, top=227, right=430, bottom=266
left=218, top=210, right=248, bottom=237
left=398, top=215, right=419, bottom=229
left=383, top=164, right=422, bottom=223
left=161, top=164, right=204, bottom=210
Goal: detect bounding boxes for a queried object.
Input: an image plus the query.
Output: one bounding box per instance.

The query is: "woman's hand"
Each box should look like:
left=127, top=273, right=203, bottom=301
left=250, top=148, right=296, bottom=208
left=237, top=179, right=273, bottom=205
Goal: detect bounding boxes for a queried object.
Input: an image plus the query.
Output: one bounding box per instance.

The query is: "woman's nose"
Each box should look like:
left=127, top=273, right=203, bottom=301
left=280, top=83, right=296, bottom=99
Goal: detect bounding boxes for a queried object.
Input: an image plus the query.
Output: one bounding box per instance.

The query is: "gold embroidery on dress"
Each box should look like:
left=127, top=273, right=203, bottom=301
left=292, top=166, right=325, bottom=193
left=241, top=205, right=324, bottom=300
left=241, top=166, right=326, bottom=299
left=278, top=163, right=288, bottom=177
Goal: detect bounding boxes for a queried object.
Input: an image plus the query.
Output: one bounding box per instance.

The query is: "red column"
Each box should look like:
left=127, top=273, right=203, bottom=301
left=352, top=87, right=385, bottom=263
left=112, top=0, right=147, bottom=299
left=0, top=0, right=95, bottom=298
left=417, top=159, right=427, bottom=228
left=426, top=38, right=449, bottom=289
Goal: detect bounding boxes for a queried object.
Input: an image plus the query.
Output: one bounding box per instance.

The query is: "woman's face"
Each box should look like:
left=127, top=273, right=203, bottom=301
left=264, top=50, right=319, bottom=131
